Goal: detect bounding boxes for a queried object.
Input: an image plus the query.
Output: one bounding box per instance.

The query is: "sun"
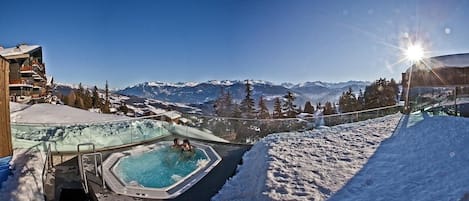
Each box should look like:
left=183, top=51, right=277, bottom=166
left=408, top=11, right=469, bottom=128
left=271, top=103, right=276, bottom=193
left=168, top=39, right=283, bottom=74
left=405, top=44, right=424, bottom=63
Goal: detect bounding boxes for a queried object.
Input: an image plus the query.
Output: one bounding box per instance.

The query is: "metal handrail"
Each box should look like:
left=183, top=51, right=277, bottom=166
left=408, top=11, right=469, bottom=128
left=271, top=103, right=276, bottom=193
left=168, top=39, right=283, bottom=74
left=41, top=143, right=52, bottom=200
left=81, top=152, right=106, bottom=194
left=77, top=143, right=96, bottom=187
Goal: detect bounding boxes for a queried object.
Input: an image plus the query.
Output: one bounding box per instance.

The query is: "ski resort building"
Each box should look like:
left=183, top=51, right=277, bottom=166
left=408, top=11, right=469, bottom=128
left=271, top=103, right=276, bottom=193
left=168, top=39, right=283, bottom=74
left=0, top=44, right=47, bottom=103
left=401, top=53, right=469, bottom=115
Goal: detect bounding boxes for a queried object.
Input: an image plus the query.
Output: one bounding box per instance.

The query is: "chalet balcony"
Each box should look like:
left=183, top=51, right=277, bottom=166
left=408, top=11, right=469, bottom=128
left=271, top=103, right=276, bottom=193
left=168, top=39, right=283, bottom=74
left=9, top=79, right=23, bottom=85
left=31, top=64, right=45, bottom=73
left=20, top=66, right=36, bottom=74
left=32, top=74, right=44, bottom=81
left=20, top=66, right=33, bottom=71
left=9, top=78, right=34, bottom=87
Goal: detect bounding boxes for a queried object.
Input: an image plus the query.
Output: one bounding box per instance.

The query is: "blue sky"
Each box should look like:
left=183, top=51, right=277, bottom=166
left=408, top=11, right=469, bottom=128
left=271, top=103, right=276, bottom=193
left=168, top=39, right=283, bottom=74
left=1, top=0, right=469, bottom=88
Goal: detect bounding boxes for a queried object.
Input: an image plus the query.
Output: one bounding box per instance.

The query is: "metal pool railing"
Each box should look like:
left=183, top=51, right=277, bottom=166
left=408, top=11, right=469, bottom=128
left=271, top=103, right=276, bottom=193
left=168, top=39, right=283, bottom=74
left=41, top=143, right=53, bottom=200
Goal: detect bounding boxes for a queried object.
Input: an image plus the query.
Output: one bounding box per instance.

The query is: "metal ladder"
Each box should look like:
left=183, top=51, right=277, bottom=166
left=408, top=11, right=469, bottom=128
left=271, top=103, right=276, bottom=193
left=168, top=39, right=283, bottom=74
left=77, top=143, right=106, bottom=194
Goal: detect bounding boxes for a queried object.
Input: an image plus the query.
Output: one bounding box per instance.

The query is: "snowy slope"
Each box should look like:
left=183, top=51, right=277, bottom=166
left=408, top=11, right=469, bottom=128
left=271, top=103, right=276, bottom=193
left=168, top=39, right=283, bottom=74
left=329, top=113, right=469, bottom=201
left=213, top=114, right=401, bottom=201
left=213, top=112, right=469, bottom=201
left=9, top=102, right=29, bottom=113
left=10, top=103, right=129, bottom=124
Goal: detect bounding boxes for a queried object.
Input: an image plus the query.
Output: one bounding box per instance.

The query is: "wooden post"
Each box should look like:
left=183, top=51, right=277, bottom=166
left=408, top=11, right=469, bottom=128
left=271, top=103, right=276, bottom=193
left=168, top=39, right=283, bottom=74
left=0, top=55, right=12, bottom=157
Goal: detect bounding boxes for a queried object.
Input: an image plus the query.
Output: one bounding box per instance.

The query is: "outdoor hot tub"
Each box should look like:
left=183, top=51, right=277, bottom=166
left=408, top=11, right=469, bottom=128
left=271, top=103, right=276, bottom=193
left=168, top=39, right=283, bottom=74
left=101, top=141, right=222, bottom=199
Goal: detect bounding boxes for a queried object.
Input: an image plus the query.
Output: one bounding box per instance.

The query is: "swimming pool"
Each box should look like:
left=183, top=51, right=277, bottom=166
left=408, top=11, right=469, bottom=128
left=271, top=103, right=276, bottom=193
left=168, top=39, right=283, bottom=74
left=115, top=146, right=208, bottom=188
left=101, top=141, right=222, bottom=199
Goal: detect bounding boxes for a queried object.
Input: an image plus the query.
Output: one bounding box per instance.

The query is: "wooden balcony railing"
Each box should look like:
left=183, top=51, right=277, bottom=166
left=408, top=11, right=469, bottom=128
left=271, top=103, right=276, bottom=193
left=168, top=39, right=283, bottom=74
left=9, top=79, right=24, bottom=84
left=20, top=66, right=34, bottom=71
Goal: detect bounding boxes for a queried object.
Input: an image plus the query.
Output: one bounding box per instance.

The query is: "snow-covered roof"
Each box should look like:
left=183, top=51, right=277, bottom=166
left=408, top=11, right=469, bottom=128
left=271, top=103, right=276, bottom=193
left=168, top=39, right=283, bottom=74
left=179, top=117, right=190, bottom=124
left=430, top=53, right=469, bottom=67
left=408, top=53, right=469, bottom=72
left=297, top=112, right=314, bottom=118
left=0, top=45, right=41, bottom=58
left=163, top=111, right=181, bottom=120
left=148, top=107, right=167, bottom=115
left=9, top=84, right=33, bottom=88
left=20, top=70, right=35, bottom=74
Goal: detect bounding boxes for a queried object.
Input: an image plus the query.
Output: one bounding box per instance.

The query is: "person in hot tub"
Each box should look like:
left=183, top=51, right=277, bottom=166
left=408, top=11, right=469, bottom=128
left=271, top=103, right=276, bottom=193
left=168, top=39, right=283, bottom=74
left=181, top=139, right=195, bottom=156
left=171, top=138, right=182, bottom=150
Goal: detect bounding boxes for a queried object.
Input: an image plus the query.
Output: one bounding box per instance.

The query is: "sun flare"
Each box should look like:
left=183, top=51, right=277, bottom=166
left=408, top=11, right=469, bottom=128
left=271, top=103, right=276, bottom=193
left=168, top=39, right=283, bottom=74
left=405, top=44, right=424, bottom=63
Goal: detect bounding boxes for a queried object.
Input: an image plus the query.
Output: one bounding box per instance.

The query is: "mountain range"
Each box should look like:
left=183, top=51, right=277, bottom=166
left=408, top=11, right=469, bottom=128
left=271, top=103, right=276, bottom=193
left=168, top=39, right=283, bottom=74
left=116, top=80, right=371, bottom=107
left=53, top=80, right=371, bottom=115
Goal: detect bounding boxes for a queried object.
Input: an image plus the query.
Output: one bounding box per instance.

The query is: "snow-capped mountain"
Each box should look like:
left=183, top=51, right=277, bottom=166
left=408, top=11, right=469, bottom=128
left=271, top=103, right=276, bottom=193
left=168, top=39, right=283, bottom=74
left=285, top=81, right=371, bottom=103
left=116, top=80, right=371, bottom=106
left=53, top=84, right=202, bottom=116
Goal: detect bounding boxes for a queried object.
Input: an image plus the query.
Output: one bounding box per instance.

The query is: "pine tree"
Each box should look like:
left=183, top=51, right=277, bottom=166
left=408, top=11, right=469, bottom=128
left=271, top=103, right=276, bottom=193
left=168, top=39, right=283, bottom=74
left=257, top=96, right=270, bottom=119
left=240, top=80, right=256, bottom=118
left=389, top=78, right=399, bottom=102
left=323, top=101, right=337, bottom=126
left=214, top=87, right=234, bottom=117
left=224, top=91, right=234, bottom=116
left=92, top=86, right=100, bottom=108
left=214, top=87, right=226, bottom=116
left=339, top=87, right=359, bottom=113
left=65, top=91, right=77, bottom=107
left=76, top=96, right=85, bottom=109
left=101, top=80, right=111, bottom=113
left=119, top=102, right=129, bottom=114
left=282, top=91, right=298, bottom=118
left=83, top=89, right=93, bottom=109
left=304, top=101, right=314, bottom=114
left=231, top=103, right=242, bottom=118
left=357, top=89, right=365, bottom=110
left=273, top=97, right=282, bottom=118
left=323, top=101, right=335, bottom=115
left=364, top=78, right=398, bottom=109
